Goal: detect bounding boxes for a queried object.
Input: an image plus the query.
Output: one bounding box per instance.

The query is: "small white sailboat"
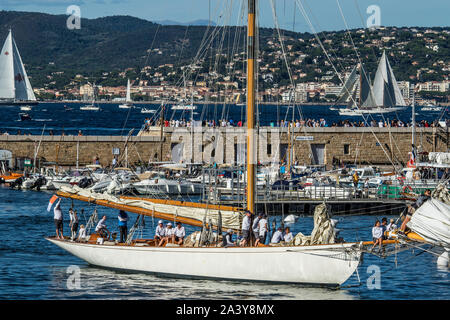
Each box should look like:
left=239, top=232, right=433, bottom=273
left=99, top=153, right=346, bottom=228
left=119, top=79, right=135, bottom=109
left=140, top=107, right=156, bottom=114
left=0, top=29, right=38, bottom=106
left=80, top=84, right=100, bottom=111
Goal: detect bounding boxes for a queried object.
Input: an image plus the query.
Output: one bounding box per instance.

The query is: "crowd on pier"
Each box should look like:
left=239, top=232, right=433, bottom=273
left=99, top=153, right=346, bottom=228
left=142, top=117, right=444, bottom=131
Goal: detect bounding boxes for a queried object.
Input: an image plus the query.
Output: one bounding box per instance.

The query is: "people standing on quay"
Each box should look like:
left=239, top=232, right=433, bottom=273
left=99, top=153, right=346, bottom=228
left=118, top=210, right=128, bottom=243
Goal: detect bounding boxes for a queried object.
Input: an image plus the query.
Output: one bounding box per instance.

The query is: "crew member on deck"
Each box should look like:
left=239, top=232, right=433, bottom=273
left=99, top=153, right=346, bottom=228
left=95, top=215, right=108, bottom=238
left=54, top=198, right=64, bottom=240
left=118, top=210, right=128, bottom=243
left=174, top=222, right=185, bottom=245
left=155, top=220, right=166, bottom=246
left=239, top=210, right=252, bottom=247
left=400, top=189, right=431, bottom=233
left=271, top=227, right=284, bottom=244
left=284, top=227, right=293, bottom=243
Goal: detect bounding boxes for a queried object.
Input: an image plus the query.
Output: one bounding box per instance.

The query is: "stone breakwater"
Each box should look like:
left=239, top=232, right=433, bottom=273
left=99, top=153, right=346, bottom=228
left=0, top=127, right=447, bottom=168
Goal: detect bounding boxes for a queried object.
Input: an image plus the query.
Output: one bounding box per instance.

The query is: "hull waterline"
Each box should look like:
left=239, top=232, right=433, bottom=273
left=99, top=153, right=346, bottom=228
left=46, top=238, right=362, bottom=286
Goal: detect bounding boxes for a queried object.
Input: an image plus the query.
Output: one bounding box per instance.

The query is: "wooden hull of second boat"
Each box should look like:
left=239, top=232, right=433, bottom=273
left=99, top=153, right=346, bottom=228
left=46, top=238, right=362, bottom=286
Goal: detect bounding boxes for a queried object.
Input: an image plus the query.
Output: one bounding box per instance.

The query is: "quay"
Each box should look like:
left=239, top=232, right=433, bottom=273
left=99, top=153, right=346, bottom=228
left=0, top=127, right=447, bottom=168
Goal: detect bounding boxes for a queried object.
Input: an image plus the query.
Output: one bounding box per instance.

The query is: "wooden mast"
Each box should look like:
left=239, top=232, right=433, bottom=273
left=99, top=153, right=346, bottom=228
left=246, top=0, right=256, bottom=214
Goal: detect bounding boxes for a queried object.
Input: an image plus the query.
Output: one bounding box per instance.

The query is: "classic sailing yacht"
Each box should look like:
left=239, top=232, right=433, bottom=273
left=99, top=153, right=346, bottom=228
left=0, top=29, right=38, bottom=106
left=46, top=1, right=363, bottom=286
left=119, top=79, right=135, bottom=109
left=338, top=51, right=407, bottom=115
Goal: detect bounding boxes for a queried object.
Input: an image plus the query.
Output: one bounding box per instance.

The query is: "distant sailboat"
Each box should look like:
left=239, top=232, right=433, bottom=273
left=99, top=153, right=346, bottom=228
left=80, top=83, right=100, bottom=111
left=119, top=79, right=135, bottom=109
left=338, top=51, right=407, bottom=116
left=0, top=29, right=38, bottom=106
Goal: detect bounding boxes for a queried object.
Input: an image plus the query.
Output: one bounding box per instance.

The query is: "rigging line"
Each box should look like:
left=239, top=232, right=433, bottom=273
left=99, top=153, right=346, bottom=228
left=350, top=0, right=403, bottom=119
left=295, top=0, right=397, bottom=171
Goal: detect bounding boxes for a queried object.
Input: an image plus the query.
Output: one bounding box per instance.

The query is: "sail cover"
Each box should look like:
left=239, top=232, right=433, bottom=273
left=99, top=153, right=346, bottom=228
left=59, top=185, right=243, bottom=230
left=371, top=51, right=405, bottom=108
left=0, top=31, right=15, bottom=99
left=408, top=198, right=450, bottom=249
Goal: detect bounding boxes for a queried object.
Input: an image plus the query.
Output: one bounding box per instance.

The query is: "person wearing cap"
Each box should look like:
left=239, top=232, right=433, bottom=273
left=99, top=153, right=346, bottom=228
left=155, top=220, right=165, bottom=246
left=161, top=222, right=175, bottom=246
left=174, top=222, right=185, bottom=245
left=223, top=229, right=235, bottom=247
left=270, top=227, right=284, bottom=244
left=239, top=210, right=252, bottom=247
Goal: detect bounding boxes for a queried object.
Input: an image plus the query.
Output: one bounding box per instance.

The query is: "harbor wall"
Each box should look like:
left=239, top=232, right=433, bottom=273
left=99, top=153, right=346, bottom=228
left=0, top=127, right=447, bottom=168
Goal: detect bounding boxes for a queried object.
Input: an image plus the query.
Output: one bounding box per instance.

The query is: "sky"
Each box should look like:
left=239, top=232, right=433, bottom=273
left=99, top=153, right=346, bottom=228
left=1, top=0, right=449, bottom=32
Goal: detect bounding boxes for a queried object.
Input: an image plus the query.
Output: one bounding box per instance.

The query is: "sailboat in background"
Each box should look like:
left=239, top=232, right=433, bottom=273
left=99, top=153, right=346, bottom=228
left=80, top=83, right=100, bottom=111
left=0, top=29, right=38, bottom=106
left=338, top=51, right=407, bottom=115
left=119, top=79, right=135, bottom=109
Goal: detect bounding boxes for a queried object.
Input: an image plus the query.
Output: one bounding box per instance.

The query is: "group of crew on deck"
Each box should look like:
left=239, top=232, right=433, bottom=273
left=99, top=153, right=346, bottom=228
left=223, top=210, right=293, bottom=247
left=370, top=189, right=432, bottom=252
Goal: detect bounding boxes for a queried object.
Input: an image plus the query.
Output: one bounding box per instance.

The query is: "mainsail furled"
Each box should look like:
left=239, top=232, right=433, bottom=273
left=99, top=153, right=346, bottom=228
left=0, top=30, right=36, bottom=103
left=372, top=50, right=405, bottom=108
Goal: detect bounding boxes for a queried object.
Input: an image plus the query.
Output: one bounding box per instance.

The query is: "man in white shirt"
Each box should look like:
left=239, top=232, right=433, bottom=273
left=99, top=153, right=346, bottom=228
left=271, top=227, right=284, bottom=244
left=240, top=211, right=252, bottom=247
left=223, top=229, right=235, bottom=247
left=95, top=215, right=108, bottom=238
left=160, top=222, right=175, bottom=246
left=255, top=214, right=268, bottom=246
left=174, top=222, right=186, bottom=245
left=284, top=227, right=293, bottom=243
left=69, top=208, right=79, bottom=241
left=53, top=198, right=64, bottom=239
left=155, top=220, right=165, bottom=246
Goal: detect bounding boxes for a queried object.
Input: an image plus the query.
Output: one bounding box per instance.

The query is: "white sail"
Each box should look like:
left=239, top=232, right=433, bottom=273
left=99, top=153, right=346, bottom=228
left=372, top=51, right=405, bottom=108
left=337, top=66, right=358, bottom=103
left=12, top=34, right=36, bottom=101
left=0, top=30, right=15, bottom=100
left=126, top=79, right=131, bottom=102
left=0, top=30, right=36, bottom=102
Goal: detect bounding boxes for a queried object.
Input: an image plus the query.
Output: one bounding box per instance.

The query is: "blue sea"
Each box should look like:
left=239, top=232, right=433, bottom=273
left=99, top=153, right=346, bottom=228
left=0, top=186, right=448, bottom=300
left=0, top=102, right=447, bottom=136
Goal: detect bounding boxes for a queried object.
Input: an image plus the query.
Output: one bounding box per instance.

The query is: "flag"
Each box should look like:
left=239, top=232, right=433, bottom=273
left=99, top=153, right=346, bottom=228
left=47, top=195, right=58, bottom=212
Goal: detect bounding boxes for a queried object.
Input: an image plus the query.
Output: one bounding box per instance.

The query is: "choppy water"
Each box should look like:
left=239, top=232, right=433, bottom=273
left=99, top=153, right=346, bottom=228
left=0, top=186, right=448, bottom=300
left=0, top=102, right=447, bottom=136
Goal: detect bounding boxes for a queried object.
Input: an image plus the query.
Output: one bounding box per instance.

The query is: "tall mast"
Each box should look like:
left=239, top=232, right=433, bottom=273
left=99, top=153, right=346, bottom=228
left=246, top=0, right=256, bottom=213
left=412, top=89, right=415, bottom=147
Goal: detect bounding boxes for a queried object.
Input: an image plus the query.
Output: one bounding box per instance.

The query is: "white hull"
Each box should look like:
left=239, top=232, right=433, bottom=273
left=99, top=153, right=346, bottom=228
left=338, top=106, right=407, bottom=116
left=47, top=238, right=361, bottom=286
left=119, top=104, right=134, bottom=109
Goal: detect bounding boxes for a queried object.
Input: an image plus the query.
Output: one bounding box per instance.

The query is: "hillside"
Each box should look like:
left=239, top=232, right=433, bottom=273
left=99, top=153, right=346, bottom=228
left=0, top=10, right=448, bottom=92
